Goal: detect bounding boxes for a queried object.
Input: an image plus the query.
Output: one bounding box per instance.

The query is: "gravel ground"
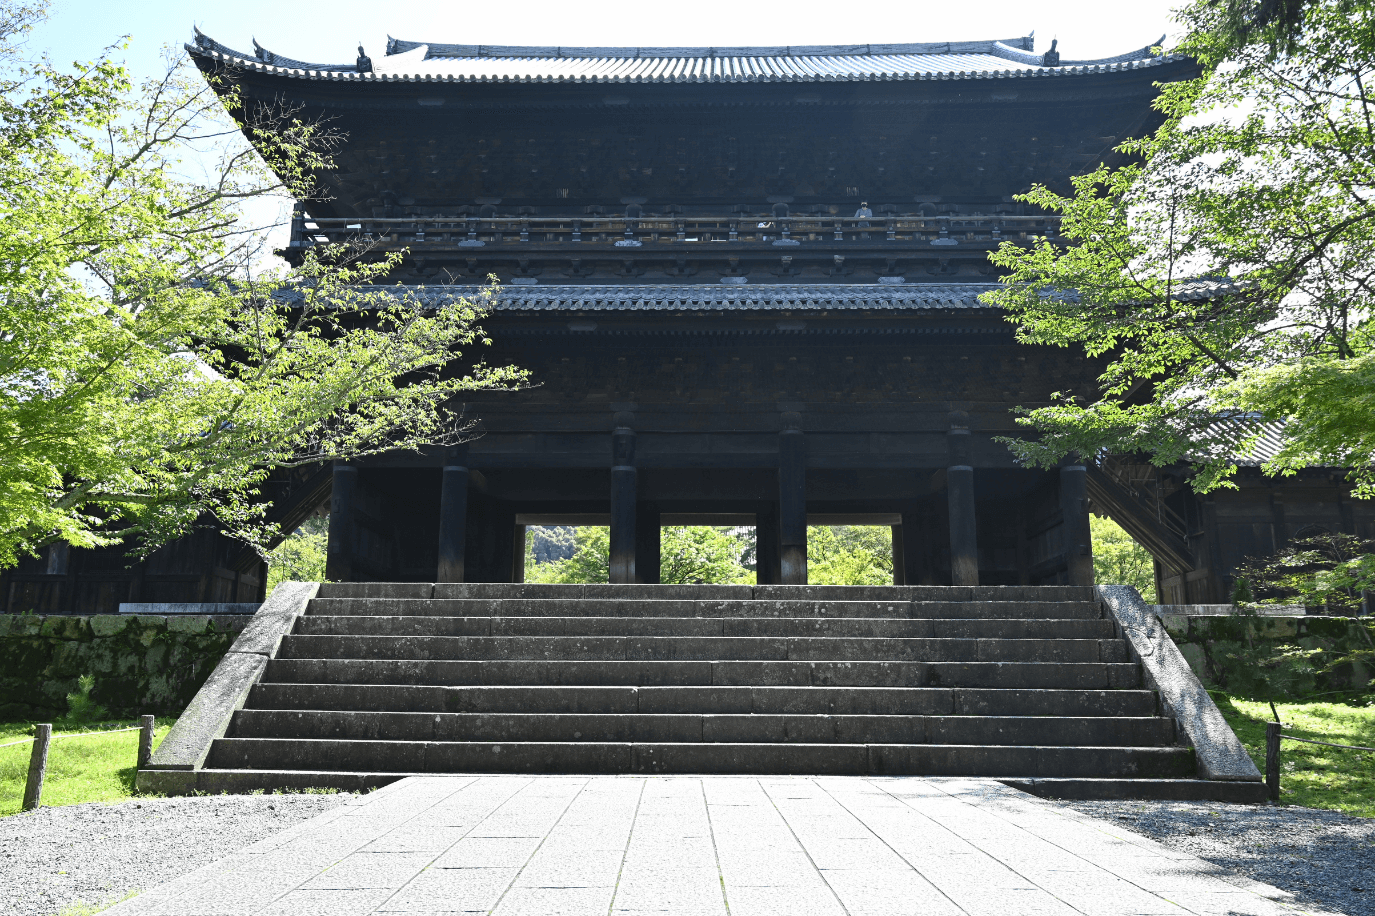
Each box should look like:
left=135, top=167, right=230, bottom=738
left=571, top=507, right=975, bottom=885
left=0, top=793, right=355, bottom=916
left=1057, top=799, right=1375, bottom=916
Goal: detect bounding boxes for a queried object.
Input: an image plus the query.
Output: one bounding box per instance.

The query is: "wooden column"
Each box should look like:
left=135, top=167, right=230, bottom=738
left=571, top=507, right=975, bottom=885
left=947, top=429, right=978, bottom=586
left=512, top=525, right=527, bottom=583
left=891, top=525, right=906, bottom=585
left=755, top=505, right=781, bottom=585
left=325, top=461, right=357, bottom=582
left=778, top=417, right=807, bottom=585
left=610, top=425, right=637, bottom=584
left=1060, top=463, right=1094, bottom=587
left=636, top=503, right=661, bottom=584
left=437, top=447, right=469, bottom=583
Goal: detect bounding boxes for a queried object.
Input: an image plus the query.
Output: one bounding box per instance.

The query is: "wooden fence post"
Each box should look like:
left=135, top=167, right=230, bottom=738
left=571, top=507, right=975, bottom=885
left=23, top=724, right=51, bottom=811
left=1265, top=721, right=1282, bottom=802
left=137, top=715, right=155, bottom=770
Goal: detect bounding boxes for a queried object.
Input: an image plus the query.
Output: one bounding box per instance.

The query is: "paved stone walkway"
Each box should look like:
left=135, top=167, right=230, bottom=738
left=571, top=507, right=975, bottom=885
left=107, top=776, right=1341, bottom=916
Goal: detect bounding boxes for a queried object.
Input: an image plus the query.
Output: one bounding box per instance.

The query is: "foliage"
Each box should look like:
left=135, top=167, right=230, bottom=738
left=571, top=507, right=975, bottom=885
left=266, top=515, right=328, bottom=591
left=1090, top=515, right=1157, bottom=602
left=1236, top=531, right=1375, bottom=614
left=982, top=0, right=1375, bottom=498
left=1213, top=694, right=1375, bottom=818
left=524, top=526, right=751, bottom=585
left=0, top=717, right=175, bottom=818
left=806, top=526, right=892, bottom=586
left=64, top=675, right=107, bottom=723
left=0, top=3, right=524, bottom=568
left=525, top=526, right=610, bottom=584
left=658, top=527, right=752, bottom=585
left=528, top=526, right=575, bottom=565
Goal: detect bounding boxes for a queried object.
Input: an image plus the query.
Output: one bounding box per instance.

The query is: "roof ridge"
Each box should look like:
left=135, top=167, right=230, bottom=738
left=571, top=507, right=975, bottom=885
left=383, top=37, right=1038, bottom=60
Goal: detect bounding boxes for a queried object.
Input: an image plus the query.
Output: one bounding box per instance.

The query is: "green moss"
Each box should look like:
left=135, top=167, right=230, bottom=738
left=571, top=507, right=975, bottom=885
left=1212, top=694, right=1375, bottom=818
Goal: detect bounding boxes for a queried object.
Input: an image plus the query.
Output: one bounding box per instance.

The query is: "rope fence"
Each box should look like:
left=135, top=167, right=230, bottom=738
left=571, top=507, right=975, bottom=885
left=1265, top=721, right=1374, bottom=801
left=0, top=725, right=141, bottom=750
left=14, top=716, right=156, bottom=811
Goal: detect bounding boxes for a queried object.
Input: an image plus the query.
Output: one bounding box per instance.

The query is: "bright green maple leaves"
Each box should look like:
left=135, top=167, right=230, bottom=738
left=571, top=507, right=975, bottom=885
left=984, top=0, right=1375, bottom=498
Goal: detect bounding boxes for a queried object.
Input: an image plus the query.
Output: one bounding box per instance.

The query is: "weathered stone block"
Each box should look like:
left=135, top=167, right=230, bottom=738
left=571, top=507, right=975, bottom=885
left=88, top=614, right=131, bottom=638
left=1176, top=642, right=1208, bottom=680
left=40, top=616, right=87, bottom=639
left=167, top=615, right=211, bottom=634
left=1160, top=615, right=1189, bottom=638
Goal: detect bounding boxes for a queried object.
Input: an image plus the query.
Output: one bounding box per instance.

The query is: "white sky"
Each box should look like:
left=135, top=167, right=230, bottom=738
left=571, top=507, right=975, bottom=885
left=35, top=0, right=1184, bottom=80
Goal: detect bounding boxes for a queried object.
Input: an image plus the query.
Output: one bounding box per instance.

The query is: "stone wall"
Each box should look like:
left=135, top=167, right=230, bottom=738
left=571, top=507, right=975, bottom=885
left=1161, top=612, right=1374, bottom=698
left=0, top=614, right=253, bottom=718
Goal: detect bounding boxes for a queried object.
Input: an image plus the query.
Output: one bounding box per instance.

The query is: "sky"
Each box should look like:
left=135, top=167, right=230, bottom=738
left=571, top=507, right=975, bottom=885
left=31, top=0, right=1186, bottom=82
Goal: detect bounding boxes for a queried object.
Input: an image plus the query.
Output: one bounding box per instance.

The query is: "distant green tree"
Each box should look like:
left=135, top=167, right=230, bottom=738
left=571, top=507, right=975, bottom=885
left=266, top=515, right=328, bottom=591
left=524, top=526, right=752, bottom=584
left=1091, top=515, right=1157, bottom=602
left=807, top=526, right=892, bottom=586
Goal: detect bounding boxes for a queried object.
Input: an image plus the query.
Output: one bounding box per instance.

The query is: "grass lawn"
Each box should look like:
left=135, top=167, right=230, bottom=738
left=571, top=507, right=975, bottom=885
left=0, top=718, right=174, bottom=818
left=1213, top=694, right=1375, bottom=818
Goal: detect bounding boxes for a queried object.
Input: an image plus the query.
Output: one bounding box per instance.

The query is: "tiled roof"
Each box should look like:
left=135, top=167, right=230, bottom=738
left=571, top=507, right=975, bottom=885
left=398, top=283, right=1001, bottom=311
left=1200, top=416, right=1290, bottom=467
left=189, top=30, right=1177, bottom=84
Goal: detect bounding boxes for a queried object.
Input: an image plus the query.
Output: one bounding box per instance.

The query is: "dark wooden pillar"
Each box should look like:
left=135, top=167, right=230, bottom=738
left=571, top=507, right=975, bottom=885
left=610, top=424, right=637, bottom=584
left=947, top=428, right=978, bottom=586
left=512, top=525, right=527, bottom=583
left=756, top=504, right=781, bottom=585
left=636, top=503, right=661, bottom=584
left=778, top=417, right=807, bottom=585
left=900, top=502, right=939, bottom=585
left=1060, top=463, right=1094, bottom=587
left=325, top=461, right=357, bottom=582
left=437, top=447, right=469, bottom=583
left=891, top=525, right=906, bottom=585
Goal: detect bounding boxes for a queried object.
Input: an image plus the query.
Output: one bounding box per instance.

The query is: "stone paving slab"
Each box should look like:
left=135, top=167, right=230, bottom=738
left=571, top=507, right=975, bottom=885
left=104, top=776, right=1344, bottom=916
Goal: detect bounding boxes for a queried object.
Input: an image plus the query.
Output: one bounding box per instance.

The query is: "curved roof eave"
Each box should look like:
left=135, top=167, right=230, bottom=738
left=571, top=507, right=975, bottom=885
left=186, top=28, right=1186, bottom=84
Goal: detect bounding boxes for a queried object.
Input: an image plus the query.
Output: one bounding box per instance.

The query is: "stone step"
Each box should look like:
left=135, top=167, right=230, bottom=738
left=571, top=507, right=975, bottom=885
left=293, top=615, right=1118, bottom=640
left=204, top=738, right=1194, bottom=777
left=999, top=777, right=1267, bottom=803
left=249, top=682, right=1160, bottom=716
left=275, top=634, right=1128, bottom=664
left=316, top=583, right=1098, bottom=602
left=306, top=598, right=1103, bottom=620
left=254, top=659, right=1141, bottom=690
left=227, top=710, right=1177, bottom=747
left=137, top=769, right=1260, bottom=803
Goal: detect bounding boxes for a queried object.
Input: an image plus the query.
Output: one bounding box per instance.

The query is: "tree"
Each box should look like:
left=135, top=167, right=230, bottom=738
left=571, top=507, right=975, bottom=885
left=983, top=0, right=1375, bottom=498
left=266, top=515, right=328, bottom=591
left=525, top=526, right=752, bottom=585
left=0, top=3, right=523, bottom=567
left=806, top=526, right=892, bottom=586
left=1235, top=531, right=1375, bottom=614
left=1091, top=516, right=1158, bottom=602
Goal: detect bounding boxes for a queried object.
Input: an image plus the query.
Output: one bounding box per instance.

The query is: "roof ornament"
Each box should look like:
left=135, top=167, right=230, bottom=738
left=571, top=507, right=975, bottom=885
left=252, top=38, right=275, bottom=64
left=1042, top=38, right=1060, bottom=67
left=357, top=44, right=374, bottom=73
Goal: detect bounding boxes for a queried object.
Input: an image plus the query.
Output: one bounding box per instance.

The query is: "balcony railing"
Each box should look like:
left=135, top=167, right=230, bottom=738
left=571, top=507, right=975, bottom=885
left=288, top=214, right=1063, bottom=250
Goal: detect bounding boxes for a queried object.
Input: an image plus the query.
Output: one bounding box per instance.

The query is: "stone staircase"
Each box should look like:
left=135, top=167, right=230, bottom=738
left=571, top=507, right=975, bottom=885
left=186, top=582, right=1269, bottom=797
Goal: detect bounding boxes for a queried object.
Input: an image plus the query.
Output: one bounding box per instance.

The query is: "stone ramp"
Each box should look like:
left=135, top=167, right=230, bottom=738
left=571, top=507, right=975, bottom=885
left=139, top=583, right=1265, bottom=798
left=103, top=776, right=1328, bottom=916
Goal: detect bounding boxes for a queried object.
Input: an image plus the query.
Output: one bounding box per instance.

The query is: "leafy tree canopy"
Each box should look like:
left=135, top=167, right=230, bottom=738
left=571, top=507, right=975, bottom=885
left=983, top=0, right=1374, bottom=498
left=0, top=2, right=523, bottom=567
